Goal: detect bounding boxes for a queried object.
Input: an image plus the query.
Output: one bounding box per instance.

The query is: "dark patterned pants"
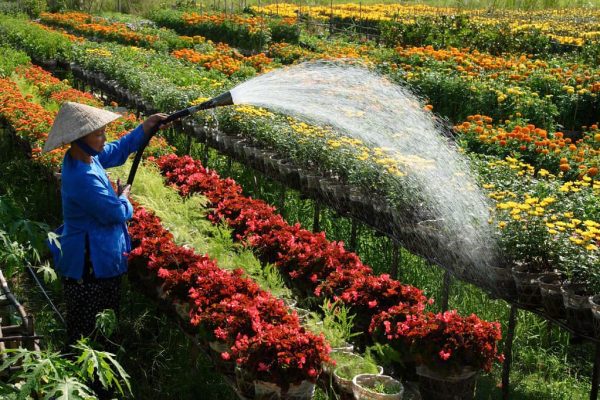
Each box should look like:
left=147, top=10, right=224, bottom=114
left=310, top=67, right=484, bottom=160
left=63, top=274, right=122, bottom=346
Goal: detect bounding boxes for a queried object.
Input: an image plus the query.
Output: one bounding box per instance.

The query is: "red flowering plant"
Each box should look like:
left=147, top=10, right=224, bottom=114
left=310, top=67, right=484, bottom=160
left=188, top=268, right=263, bottom=322
left=368, top=303, right=430, bottom=366
left=198, top=292, right=296, bottom=345
left=314, top=263, right=373, bottom=299
left=231, top=324, right=331, bottom=392
left=397, top=310, right=504, bottom=376
left=337, top=274, right=430, bottom=333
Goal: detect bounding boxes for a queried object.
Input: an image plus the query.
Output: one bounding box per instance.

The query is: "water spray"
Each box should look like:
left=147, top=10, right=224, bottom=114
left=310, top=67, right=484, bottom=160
left=126, top=91, right=234, bottom=186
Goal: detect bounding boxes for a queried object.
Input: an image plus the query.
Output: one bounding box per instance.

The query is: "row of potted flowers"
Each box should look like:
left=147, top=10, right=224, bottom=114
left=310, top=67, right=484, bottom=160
left=152, top=153, right=505, bottom=391
left=39, top=12, right=275, bottom=77
left=127, top=204, right=330, bottom=397
left=147, top=9, right=300, bottom=52
left=252, top=3, right=600, bottom=55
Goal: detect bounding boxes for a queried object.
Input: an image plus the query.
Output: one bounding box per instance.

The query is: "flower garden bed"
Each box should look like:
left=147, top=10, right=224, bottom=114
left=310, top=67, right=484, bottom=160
left=24, top=12, right=600, bottom=130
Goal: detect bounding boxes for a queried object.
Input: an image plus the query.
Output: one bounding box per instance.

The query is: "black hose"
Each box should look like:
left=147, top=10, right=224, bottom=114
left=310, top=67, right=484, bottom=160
left=126, top=91, right=233, bottom=187
left=26, top=264, right=66, bottom=327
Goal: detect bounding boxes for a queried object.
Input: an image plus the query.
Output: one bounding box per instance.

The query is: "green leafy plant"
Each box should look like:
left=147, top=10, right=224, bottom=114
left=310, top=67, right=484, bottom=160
left=306, top=299, right=359, bottom=348
left=0, top=339, right=131, bottom=399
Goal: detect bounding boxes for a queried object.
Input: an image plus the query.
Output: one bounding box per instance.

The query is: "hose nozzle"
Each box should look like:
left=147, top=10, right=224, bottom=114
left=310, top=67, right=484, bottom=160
left=194, top=91, right=234, bottom=111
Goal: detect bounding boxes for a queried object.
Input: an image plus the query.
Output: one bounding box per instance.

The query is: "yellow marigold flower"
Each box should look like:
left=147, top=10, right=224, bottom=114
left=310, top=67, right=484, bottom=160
left=586, top=244, right=598, bottom=251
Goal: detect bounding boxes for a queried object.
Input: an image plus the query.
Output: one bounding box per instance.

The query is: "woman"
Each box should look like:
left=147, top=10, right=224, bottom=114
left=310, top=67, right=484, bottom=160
left=44, top=101, right=168, bottom=346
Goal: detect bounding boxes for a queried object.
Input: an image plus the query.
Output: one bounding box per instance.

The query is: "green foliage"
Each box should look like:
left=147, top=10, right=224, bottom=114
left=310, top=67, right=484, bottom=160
left=73, top=340, right=132, bottom=396
left=0, top=195, right=50, bottom=277
left=148, top=9, right=271, bottom=52
left=95, top=309, right=118, bottom=338
left=0, top=1, right=24, bottom=15
left=269, top=19, right=301, bottom=44
left=0, top=46, right=30, bottom=77
left=0, top=15, right=73, bottom=62
left=306, top=299, right=359, bottom=348
left=0, top=339, right=130, bottom=399
left=21, top=0, right=46, bottom=17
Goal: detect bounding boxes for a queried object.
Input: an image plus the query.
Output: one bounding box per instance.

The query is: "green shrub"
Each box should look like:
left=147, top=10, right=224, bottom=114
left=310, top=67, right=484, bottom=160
left=0, top=45, right=30, bottom=76
left=21, top=0, right=46, bottom=17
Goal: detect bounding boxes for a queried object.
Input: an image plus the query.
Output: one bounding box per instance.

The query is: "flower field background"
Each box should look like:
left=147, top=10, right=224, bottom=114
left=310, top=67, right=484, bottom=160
left=0, top=1, right=599, bottom=399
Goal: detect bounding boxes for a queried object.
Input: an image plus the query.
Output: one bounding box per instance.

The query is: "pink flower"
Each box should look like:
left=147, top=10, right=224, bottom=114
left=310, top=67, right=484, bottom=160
left=439, top=349, right=452, bottom=361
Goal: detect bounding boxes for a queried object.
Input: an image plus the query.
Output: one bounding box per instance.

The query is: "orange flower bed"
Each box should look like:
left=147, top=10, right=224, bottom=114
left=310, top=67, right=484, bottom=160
left=41, top=12, right=158, bottom=47
left=172, top=47, right=273, bottom=75
left=456, top=114, right=600, bottom=179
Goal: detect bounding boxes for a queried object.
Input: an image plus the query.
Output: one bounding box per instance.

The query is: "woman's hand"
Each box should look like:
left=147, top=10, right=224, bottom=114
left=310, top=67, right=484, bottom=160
left=142, top=113, right=171, bottom=137
left=116, top=178, right=131, bottom=197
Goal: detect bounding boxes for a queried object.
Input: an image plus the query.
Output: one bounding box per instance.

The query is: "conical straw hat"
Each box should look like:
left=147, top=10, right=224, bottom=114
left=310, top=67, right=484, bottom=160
left=43, top=102, right=121, bottom=153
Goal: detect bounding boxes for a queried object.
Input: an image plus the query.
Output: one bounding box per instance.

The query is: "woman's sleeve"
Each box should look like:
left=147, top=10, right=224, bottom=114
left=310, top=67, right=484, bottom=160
left=77, top=174, right=133, bottom=225
left=97, top=124, right=146, bottom=169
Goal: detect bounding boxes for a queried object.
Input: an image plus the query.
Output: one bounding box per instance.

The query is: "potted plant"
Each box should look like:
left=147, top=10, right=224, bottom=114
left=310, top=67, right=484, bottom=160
left=560, top=236, right=599, bottom=336
left=352, top=374, right=404, bottom=400
left=232, top=324, right=330, bottom=400
left=397, top=310, right=503, bottom=400
left=494, top=196, right=559, bottom=306
left=333, top=354, right=382, bottom=397
left=305, top=300, right=359, bottom=352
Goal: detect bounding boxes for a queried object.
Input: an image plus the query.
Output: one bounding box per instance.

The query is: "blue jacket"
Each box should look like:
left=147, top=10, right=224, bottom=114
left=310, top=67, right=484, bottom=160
left=52, top=124, right=146, bottom=280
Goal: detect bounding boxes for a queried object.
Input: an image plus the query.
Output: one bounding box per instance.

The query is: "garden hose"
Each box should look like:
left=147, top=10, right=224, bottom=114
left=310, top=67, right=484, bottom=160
left=25, top=263, right=66, bottom=327
left=126, top=91, right=234, bottom=187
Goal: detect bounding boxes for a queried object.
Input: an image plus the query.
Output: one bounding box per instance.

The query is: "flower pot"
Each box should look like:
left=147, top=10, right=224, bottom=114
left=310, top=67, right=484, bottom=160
left=589, top=295, right=600, bottom=339
left=208, top=340, right=235, bottom=374
left=291, top=306, right=311, bottom=324
left=284, top=380, right=316, bottom=400
left=488, top=266, right=517, bottom=300
left=538, top=272, right=566, bottom=319
left=352, top=374, right=404, bottom=400
left=416, top=365, right=477, bottom=400
left=561, top=282, right=594, bottom=336
left=323, top=350, right=362, bottom=375
left=235, top=365, right=255, bottom=398
left=334, top=362, right=384, bottom=396
left=253, top=380, right=315, bottom=400
left=331, top=342, right=354, bottom=353
left=511, top=265, right=544, bottom=307
left=277, top=160, right=300, bottom=187
left=300, top=173, right=321, bottom=196
left=281, top=297, right=297, bottom=308
left=192, top=123, right=207, bottom=141
left=232, top=138, right=247, bottom=158
left=254, top=380, right=281, bottom=400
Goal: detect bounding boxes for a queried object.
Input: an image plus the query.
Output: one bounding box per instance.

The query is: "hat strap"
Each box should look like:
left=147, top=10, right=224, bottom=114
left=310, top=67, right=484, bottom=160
left=75, top=138, right=100, bottom=157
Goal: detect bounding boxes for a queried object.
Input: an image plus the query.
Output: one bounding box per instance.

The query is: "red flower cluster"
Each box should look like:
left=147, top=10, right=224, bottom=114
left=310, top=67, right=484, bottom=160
left=155, top=155, right=429, bottom=327
left=231, top=323, right=330, bottom=392
left=127, top=204, right=329, bottom=386
left=370, top=308, right=503, bottom=374
left=154, top=154, right=503, bottom=373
